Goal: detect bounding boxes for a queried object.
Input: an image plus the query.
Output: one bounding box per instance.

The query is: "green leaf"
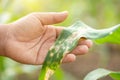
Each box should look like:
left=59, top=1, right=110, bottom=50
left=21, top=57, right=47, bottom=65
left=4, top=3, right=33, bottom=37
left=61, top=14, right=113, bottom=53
left=84, top=68, right=120, bottom=80
left=39, top=21, right=120, bottom=80
left=110, top=73, right=120, bottom=80
left=52, top=68, right=65, bottom=80
left=95, top=24, right=120, bottom=44
left=0, top=56, right=5, bottom=72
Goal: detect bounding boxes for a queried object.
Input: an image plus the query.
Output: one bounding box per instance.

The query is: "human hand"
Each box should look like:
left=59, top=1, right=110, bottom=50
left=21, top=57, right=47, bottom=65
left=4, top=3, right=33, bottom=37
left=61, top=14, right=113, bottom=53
left=3, top=12, right=92, bottom=65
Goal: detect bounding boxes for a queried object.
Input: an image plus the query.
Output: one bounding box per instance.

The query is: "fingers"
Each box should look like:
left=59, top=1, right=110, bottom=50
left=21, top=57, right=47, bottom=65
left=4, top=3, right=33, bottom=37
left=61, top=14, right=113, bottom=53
left=79, top=39, right=93, bottom=48
left=62, top=39, right=93, bottom=63
left=62, top=54, right=76, bottom=63
left=31, top=11, right=68, bottom=25
left=71, top=45, right=88, bottom=55
left=71, top=39, right=92, bottom=55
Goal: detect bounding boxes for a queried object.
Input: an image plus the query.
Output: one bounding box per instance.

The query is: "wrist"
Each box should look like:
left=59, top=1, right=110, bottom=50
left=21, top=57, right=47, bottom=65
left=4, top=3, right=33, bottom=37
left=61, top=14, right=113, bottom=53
left=0, top=24, right=9, bottom=56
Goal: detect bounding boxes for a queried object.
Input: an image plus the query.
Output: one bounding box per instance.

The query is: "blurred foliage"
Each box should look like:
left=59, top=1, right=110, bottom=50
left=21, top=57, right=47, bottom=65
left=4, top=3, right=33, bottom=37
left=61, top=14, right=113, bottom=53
left=0, top=0, right=120, bottom=80
left=84, top=68, right=120, bottom=80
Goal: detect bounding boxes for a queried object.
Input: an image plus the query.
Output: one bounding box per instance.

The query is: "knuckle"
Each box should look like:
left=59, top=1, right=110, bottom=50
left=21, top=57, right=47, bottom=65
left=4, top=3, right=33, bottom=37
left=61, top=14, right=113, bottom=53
left=75, top=45, right=88, bottom=54
left=80, top=45, right=88, bottom=53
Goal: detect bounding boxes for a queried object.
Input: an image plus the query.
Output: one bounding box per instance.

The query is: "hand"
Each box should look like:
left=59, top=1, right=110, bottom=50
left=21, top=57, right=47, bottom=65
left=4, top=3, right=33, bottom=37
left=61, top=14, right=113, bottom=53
left=3, top=12, right=92, bottom=65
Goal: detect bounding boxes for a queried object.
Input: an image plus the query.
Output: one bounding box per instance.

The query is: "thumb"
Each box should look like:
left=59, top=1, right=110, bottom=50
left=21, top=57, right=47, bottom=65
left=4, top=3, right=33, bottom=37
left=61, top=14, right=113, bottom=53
left=32, top=11, right=68, bottom=25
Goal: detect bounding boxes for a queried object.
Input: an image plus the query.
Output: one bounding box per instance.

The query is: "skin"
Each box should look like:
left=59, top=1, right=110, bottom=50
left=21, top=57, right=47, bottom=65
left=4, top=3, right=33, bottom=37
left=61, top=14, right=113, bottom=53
left=0, top=11, right=92, bottom=65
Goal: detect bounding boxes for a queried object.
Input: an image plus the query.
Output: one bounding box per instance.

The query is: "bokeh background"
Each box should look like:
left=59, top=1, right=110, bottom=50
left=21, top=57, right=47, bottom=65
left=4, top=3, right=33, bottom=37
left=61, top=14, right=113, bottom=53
left=0, top=0, right=120, bottom=80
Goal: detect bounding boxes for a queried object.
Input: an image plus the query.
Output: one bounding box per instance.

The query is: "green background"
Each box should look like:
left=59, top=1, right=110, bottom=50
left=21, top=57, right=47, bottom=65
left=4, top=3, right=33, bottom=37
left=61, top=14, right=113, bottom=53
left=0, top=0, right=120, bottom=80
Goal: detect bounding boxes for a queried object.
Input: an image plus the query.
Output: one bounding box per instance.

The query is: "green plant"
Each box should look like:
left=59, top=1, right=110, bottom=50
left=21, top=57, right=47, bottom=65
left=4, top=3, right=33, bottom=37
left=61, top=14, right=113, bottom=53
left=84, top=68, right=120, bottom=80
left=38, top=21, right=120, bottom=80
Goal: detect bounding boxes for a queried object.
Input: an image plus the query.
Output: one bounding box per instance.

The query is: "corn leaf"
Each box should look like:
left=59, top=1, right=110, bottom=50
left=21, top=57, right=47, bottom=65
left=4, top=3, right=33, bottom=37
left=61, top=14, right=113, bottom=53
left=95, top=24, right=120, bottom=44
left=39, top=21, right=120, bottom=80
left=84, top=68, right=120, bottom=80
